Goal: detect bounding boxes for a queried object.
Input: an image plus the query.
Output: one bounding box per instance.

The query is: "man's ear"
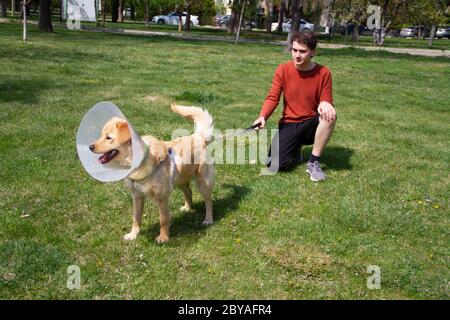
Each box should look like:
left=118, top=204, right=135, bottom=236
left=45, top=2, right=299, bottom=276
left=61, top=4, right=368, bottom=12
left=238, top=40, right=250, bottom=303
left=116, top=120, right=131, bottom=144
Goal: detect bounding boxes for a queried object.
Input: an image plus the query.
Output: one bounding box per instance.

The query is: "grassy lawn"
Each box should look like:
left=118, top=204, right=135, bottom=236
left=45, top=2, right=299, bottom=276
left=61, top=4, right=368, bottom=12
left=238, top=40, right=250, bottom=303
left=4, top=14, right=450, bottom=50
left=0, top=22, right=449, bottom=299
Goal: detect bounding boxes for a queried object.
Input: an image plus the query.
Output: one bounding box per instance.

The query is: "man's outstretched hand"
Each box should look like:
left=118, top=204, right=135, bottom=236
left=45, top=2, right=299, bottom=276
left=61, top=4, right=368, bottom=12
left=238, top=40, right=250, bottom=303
left=253, top=117, right=266, bottom=130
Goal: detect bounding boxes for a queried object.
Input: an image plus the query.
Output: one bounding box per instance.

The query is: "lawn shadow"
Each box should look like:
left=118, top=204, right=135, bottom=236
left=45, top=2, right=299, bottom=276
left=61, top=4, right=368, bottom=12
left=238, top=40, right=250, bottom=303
left=302, top=145, right=354, bottom=171
left=0, top=77, right=52, bottom=105
left=143, top=183, right=250, bottom=246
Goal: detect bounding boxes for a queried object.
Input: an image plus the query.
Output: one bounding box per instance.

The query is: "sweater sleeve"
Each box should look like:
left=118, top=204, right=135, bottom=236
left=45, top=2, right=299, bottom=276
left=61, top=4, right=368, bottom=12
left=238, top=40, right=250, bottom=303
left=259, top=64, right=284, bottom=120
left=319, top=69, right=333, bottom=105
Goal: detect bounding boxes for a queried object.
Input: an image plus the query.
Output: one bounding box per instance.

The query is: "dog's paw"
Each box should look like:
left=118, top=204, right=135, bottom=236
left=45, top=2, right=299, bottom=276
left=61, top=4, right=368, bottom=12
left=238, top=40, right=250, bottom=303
left=179, top=205, right=193, bottom=213
left=202, top=219, right=213, bottom=226
left=155, top=235, right=169, bottom=244
left=123, top=232, right=138, bottom=241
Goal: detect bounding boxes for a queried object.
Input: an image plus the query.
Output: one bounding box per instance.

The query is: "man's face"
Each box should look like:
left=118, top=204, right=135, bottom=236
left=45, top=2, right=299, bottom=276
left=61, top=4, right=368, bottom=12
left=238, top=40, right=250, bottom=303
left=291, top=41, right=315, bottom=69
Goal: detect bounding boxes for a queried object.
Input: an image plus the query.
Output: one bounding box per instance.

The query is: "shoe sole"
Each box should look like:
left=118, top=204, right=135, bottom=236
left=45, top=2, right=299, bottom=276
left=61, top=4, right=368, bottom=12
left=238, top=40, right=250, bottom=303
left=306, top=169, right=325, bottom=182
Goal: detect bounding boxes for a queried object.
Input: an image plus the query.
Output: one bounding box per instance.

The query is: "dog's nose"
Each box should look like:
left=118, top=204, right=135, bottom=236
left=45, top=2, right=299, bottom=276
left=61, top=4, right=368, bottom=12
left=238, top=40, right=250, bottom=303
left=89, top=144, right=95, bottom=152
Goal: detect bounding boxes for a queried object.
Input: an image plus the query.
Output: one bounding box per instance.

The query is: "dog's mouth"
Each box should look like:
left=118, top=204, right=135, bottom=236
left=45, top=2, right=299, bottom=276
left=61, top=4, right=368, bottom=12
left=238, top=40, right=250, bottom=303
left=98, top=149, right=119, bottom=164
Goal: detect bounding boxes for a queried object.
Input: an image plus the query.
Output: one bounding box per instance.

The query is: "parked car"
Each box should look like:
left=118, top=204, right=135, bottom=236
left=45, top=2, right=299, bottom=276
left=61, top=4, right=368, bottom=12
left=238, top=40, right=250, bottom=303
left=400, top=26, right=419, bottom=37
left=152, top=12, right=199, bottom=26
left=271, top=19, right=314, bottom=32
left=338, top=23, right=373, bottom=36
left=217, top=15, right=256, bottom=30
left=400, top=26, right=430, bottom=38
left=214, top=14, right=223, bottom=26
left=436, top=26, right=450, bottom=39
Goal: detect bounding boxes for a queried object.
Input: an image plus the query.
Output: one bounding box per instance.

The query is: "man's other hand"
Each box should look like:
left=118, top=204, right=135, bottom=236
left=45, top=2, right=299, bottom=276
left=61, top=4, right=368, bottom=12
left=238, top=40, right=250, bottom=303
left=318, top=101, right=336, bottom=122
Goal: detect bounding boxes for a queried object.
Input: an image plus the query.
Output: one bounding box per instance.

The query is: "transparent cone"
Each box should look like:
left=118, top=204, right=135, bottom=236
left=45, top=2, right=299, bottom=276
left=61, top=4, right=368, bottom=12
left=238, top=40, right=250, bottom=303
left=76, top=101, right=147, bottom=182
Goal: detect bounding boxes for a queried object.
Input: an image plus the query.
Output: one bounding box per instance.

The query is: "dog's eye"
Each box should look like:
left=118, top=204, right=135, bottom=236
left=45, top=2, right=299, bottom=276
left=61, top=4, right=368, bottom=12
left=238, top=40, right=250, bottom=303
left=106, top=136, right=112, bottom=140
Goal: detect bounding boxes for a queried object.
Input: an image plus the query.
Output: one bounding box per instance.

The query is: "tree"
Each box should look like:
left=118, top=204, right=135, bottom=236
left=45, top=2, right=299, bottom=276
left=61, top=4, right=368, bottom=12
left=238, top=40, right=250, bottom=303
left=333, top=0, right=369, bottom=43
left=22, top=0, right=32, bottom=40
left=192, top=0, right=215, bottom=25
left=405, top=0, right=448, bottom=45
left=112, top=0, right=119, bottom=22
left=287, top=0, right=304, bottom=50
left=144, top=0, right=150, bottom=27
left=118, top=0, right=125, bottom=22
left=38, top=0, right=53, bottom=32
left=372, top=0, right=407, bottom=46
left=185, top=0, right=192, bottom=31
left=275, top=0, right=288, bottom=33
left=263, top=0, right=274, bottom=32
left=1, top=0, right=6, bottom=17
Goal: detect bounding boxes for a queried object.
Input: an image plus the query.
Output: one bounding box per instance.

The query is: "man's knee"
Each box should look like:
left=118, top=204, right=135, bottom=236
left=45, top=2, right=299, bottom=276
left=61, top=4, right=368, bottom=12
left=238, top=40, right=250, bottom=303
left=266, top=157, right=298, bottom=173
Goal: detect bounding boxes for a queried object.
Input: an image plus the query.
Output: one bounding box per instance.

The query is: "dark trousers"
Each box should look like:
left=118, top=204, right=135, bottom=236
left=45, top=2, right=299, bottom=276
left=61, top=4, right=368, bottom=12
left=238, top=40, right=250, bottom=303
left=267, top=115, right=320, bottom=172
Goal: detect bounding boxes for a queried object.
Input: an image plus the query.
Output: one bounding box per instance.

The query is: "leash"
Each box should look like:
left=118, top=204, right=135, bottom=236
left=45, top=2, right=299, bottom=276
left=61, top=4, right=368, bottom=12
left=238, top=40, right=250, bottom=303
left=213, top=122, right=263, bottom=141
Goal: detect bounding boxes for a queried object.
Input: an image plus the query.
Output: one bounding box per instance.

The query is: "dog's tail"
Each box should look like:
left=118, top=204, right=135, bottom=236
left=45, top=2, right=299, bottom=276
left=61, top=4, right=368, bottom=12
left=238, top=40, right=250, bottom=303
left=170, top=104, right=214, bottom=142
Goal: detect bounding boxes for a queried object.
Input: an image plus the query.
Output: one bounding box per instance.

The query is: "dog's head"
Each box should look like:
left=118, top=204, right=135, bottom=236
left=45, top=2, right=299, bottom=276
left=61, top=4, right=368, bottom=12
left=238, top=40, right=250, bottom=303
left=89, top=117, right=132, bottom=165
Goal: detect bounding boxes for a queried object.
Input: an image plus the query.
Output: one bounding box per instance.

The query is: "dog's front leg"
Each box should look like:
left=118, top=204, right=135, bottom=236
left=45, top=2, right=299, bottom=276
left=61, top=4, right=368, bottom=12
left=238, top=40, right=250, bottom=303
left=155, top=197, right=170, bottom=243
left=124, top=192, right=144, bottom=241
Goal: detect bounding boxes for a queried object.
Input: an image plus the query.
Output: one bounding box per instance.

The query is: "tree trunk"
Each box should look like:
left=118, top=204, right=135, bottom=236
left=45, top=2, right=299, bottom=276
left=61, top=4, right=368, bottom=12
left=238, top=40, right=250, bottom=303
left=185, top=1, right=191, bottom=32
left=102, top=0, right=106, bottom=26
left=1, top=0, right=6, bottom=17
left=19, top=0, right=29, bottom=19
left=352, top=23, right=359, bottom=43
left=22, top=0, right=27, bottom=40
left=111, top=0, right=118, bottom=22
left=276, top=0, right=286, bottom=33
left=428, top=24, right=436, bottom=46
left=130, top=4, right=134, bottom=20
left=227, top=8, right=238, bottom=34
left=118, top=0, right=124, bottom=22
left=38, top=0, right=53, bottom=32
left=234, top=0, right=246, bottom=44
left=265, top=0, right=273, bottom=33
left=175, top=5, right=181, bottom=32
left=144, top=1, right=149, bottom=28
left=287, top=0, right=303, bottom=51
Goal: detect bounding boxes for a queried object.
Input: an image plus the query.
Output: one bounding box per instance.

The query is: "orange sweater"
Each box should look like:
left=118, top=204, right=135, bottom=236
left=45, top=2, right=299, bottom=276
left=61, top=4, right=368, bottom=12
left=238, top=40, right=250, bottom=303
left=259, top=61, right=333, bottom=123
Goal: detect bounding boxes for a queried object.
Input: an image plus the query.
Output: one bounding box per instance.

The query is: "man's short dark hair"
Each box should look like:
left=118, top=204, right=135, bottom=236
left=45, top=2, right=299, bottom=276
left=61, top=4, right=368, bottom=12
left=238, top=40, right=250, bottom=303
left=290, top=32, right=317, bottom=50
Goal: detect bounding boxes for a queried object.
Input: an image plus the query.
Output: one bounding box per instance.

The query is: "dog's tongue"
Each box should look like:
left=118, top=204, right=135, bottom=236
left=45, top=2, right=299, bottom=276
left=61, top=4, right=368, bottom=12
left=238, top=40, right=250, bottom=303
left=98, top=150, right=118, bottom=164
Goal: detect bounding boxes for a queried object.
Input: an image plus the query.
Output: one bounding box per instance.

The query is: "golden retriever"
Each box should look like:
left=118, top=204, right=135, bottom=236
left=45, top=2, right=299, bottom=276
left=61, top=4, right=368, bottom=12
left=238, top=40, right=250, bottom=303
left=89, top=105, right=214, bottom=243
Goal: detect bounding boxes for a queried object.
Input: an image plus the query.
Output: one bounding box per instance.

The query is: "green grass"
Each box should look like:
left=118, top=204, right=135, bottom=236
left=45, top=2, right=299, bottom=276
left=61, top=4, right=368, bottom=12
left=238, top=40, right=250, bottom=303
left=0, top=22, right=449, bottom=299
left=4, top=14, right=450, bottom=50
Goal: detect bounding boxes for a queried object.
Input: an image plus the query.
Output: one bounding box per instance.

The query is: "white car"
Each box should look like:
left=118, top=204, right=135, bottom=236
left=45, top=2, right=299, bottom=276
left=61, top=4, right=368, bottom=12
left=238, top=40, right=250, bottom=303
left=152, top=12, right=199, bottom=26
left=436, top=26, right=450, bottom=39
left=271, top=19, right=314, bottom=32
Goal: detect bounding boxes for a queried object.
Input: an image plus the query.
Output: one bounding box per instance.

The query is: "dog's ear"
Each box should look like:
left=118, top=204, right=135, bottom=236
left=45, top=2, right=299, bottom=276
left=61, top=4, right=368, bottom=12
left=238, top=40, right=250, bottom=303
left=116, top=120, right=131, bottom=144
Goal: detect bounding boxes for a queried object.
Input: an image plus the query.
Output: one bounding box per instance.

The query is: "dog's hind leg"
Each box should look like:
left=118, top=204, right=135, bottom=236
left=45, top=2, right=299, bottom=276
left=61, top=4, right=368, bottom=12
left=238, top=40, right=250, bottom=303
left=155, top=197, right=171, bottom=243
left=195, top=165, right=214, bottom=225
left=179, top=183, right=193, bottom=212
left=124, top=192, right=145, bottom=241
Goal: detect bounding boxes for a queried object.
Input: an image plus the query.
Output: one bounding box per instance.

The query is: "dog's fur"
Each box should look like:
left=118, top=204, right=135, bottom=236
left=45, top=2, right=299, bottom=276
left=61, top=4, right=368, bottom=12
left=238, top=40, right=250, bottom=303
left=90, top=105, right=214, bottom=243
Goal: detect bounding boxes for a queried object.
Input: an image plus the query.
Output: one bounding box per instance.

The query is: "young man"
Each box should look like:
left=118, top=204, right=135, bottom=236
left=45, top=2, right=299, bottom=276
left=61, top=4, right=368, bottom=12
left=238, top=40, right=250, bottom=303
left=253, top=32, right=336, bottom=181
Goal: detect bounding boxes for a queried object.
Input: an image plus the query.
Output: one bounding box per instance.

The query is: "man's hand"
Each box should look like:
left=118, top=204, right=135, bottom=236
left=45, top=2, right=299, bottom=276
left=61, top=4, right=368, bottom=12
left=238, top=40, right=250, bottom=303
left=318, top=101, right=336, bottom=122
left=253, top=117, right=266, bottom=130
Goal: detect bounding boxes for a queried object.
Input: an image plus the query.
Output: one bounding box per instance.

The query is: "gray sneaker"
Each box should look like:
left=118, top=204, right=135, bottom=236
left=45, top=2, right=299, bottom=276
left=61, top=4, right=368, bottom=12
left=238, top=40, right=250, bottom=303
left=306, top=161, right=326, bottom=181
